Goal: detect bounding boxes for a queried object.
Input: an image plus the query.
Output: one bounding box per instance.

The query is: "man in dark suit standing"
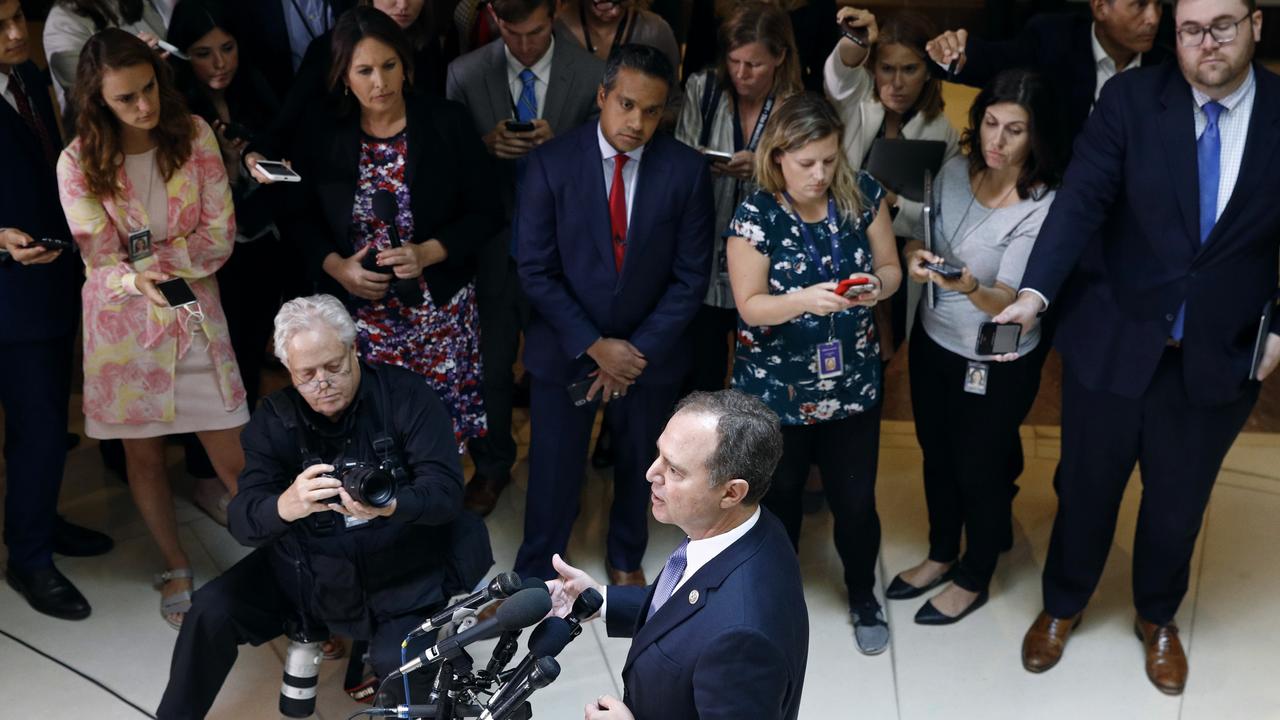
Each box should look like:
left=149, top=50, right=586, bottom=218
left=515, top=44, right=714, bottom=584
left=995, top=0, right=1279, bottom=696
left=226, top=0, right=355, bottom=97
left=549, top=391, right=808, bottom=720
left=0, top=0, right=112, bottom=620
left=446, top=0, right=603, bottom=517
left=926, top=0, right=1168, bottom=151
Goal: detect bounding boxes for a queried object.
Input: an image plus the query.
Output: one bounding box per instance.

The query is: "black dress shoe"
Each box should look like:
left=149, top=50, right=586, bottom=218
left=463, top=471, right=511, bottom=517
left=885, top=565, right=956, bottom=600
left=6, top=566, right=91, bottom=620
left=914, top=589, right=989, bottom=626
left=591, top=427, right=615, bottom=469
left=52, top=517, right=114, bottom=557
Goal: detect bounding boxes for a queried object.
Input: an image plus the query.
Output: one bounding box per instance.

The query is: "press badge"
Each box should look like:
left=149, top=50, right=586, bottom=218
left=816, top=340, right=844, bottom=379
left=344, top=515, right=370, bottom=529
left=964, top=361, right=989, bottom=395
left=128, top=227, right=153, bottom=261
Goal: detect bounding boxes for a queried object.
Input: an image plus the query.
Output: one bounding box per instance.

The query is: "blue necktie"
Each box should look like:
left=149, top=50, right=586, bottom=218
left=1172, top=101, right=1223, bottom=341
left=517, top=68, right=538, bottom=122
left=646, top=538, right=689, bottom=620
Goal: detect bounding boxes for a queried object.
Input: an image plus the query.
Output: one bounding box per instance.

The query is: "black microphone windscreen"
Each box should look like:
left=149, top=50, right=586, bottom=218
left=531, top=656, right=561, bottom=688
left=519, top=577, right=549, bottom=594
left=527, top=617, right=573, bottom=658
left=372, top=189, right=398, bottom=223
left=572, top=588, right=604, bottom=620
left=494, top=572, right=522, bottom=598
left=495, top=588, right=552, bottom=631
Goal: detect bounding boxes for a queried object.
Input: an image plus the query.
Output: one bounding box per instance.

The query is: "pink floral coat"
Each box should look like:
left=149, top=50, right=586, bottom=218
left=57, top=117, right=246, bottom=425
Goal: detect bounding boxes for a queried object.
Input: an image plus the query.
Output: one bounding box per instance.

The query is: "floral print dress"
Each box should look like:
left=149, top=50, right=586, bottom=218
left=349, top=130, right=486, bottom=450
left=729, top=173, right=885, bottom=425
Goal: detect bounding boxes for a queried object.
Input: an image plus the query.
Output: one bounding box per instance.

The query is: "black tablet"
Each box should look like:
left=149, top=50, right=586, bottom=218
left=865, top=139, right=947, bottom=203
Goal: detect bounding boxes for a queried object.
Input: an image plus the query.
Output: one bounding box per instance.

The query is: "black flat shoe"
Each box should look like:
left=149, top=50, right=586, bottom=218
left=914, top=589, right=989, bottom=626
left=6, top=566, right=91, bottom=620
left=52, top=517, right=114, bottom=557
left=885, top=565, right=956, bottom=600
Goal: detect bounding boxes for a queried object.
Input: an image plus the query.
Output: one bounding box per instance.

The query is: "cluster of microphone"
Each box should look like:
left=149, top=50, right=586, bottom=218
left=367, top=571, right=604, bottom=720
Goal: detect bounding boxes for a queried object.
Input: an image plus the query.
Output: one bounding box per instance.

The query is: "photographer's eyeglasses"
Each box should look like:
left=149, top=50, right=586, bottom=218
left=292, top=352, right=354, bottom=393
left=1177, top=13, right=1252, bottom=48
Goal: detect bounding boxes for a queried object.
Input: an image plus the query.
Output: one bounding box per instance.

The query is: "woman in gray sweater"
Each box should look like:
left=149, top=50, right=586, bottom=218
left=889, top=68, right=1063, bottom=625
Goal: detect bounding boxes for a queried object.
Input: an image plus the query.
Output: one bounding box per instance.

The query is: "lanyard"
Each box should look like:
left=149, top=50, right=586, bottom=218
left=783, top=192, right=844, bottom=283
left=732, top=94, right=774, bottom=153
left=580, top=4, right=631, bottom=55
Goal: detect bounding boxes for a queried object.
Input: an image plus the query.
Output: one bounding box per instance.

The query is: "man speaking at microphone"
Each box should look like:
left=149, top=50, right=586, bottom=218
left=547, top=390, right=809, bottom=720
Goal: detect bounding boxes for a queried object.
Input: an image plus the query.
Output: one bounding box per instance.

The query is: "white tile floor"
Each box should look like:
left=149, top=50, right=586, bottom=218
left=2, top=416, right=1279, bottom=720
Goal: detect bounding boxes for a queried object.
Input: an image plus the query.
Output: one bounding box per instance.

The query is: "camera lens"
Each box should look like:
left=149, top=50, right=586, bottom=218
left=342, top=465, right=396, bottom=508
left=279, top=639, right=322, bottom=717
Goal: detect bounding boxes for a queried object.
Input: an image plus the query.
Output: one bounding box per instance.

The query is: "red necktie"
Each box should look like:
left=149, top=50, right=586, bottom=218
left=609, top=153, right=629, bottom=272
left=9, top=72, right=58, bottom=167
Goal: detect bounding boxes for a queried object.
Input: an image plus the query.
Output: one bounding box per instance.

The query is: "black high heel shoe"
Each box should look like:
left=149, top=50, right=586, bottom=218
left=885, top=564, right=956, bottom=600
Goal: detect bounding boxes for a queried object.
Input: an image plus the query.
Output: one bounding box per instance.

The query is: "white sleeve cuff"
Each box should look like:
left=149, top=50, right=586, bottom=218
left=1019, top=288, right=1049, bottom=311
left=122, top=272, right=142, bottom=295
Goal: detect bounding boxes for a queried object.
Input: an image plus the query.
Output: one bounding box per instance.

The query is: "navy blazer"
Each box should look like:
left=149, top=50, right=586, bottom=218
left=0, top=62, right=79, bottom=344
left=604, top=509, right=808, bottom=720
left=1021, top=62, right=1280, bottom=406
left=517, top=122, right=714, bottom=386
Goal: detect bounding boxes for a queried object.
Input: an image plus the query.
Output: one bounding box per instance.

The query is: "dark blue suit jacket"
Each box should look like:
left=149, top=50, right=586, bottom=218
left=0, top=62, right=79, bottom=344
left=604, top=510, right=809, bottom=720
left=1022, top=62, right=1280, bottom=406
left=516, top=122, right=714, bottom=386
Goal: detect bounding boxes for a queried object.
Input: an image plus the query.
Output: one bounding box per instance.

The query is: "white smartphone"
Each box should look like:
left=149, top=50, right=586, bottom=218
left=703, top=149, right=734, bottom=163
left=154, top=39, right=189, bottom=61
left=253, top=160, right=302, bottom=183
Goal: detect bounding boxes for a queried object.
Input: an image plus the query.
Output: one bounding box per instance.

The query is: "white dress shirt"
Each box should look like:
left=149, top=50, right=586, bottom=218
left=1091, top=22, right=1142, bottom=103
left=0, top=69, right=17, bottom=115
left=504, top=37, right=554, bottom=120
left=597, top=121, right=645, bottom=228
left=1192, top=67, right=1255, bottom=223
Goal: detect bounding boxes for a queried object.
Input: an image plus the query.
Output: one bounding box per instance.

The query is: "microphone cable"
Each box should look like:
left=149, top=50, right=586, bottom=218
left=0, top=626, right=158, bottom=719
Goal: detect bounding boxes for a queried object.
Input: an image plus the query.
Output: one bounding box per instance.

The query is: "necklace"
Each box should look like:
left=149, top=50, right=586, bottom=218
left=945, top=170, right=1017, bottom=251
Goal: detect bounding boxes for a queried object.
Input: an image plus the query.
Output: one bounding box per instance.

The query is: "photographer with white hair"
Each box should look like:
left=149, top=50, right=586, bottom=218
left=158, top=294, right=493, bottom=718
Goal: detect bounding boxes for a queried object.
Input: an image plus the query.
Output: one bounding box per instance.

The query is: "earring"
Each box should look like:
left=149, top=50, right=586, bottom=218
left=344, top=85, right=350, bottom=96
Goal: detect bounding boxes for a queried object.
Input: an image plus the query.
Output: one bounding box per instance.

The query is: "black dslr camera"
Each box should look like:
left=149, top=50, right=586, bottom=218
left=328, top=460, right=397, bottom=508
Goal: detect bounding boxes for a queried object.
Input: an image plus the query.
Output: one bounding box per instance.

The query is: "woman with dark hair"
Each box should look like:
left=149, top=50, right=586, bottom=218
left=727, top=92, right=900, bottom=655
left=290, top=7, right=498, bottom=450
left=43, top=0, right=167, bottom=112
left=888, top=68, right=1060, bottom=625
left=556, top=0, right=680, bottom=74
left=675, top=0, right=802, bottom=393
left=56, top=28, right=246, bottom=628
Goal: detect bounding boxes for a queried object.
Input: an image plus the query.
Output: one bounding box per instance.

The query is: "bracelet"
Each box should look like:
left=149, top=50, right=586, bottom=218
left=961, top=279, right=980, bottom=295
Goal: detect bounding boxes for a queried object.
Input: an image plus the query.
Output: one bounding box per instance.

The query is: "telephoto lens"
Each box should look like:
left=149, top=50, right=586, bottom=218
left=280, top=637, right=323, bottom=717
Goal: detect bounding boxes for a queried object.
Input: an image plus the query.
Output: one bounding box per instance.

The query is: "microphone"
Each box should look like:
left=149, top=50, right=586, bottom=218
left=370, top=188, right=425, bottom=306
left=479, top=656, right=561, bottom=720
left=570, top=588, right=604, bottom=625
left=494, top=616, right=573, bottom=686
left=389, top=587, right=550, bottom=679
left=482, top=578, right=557, bottom=680
left=409, top=572, right=522, bottom=638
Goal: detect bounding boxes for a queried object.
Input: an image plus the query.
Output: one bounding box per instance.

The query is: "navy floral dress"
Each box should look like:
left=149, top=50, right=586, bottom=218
left=729, top=172, right=885, bottom=425
left=349, top=130, right=486, bottom=450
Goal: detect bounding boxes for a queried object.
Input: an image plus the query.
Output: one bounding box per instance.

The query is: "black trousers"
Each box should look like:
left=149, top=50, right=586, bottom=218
left=218, top=235, right=285, bottom=409
left=469, top=255, right=529, bottom=479
left=766, top=407, right=882, bottom=605
left=1044, top=349, right=1258, bottom=624
left=157, top=548, right=439, bottom=719
left=0, top=335, right=73, bottom=571
left=682, top=304, right=737, bottom=394
left=908, top=324, right=1045, bottom=592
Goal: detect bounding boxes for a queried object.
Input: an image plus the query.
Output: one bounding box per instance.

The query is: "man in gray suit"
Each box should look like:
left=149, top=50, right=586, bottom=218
left=447, top=0, right=603, bottom=515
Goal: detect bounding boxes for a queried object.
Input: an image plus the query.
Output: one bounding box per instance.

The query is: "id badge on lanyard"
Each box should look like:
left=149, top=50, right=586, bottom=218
left=784, top=192, right=847, bottom=380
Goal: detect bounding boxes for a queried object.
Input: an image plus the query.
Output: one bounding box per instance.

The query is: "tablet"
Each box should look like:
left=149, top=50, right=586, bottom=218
left=864, top=139, right=947, bottom=203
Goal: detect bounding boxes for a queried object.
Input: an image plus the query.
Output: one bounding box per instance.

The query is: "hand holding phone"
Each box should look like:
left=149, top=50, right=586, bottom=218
left=35, top=237, right=76, bottom=252
left=975, top=321, right=1021, bottom=356
left=156, top=277, right=199, bottom=308
left=839, top=17, right=870, bottom=47
left=922, top=261, right=963, bottom=280
left=252, top=159, right=301, bottom=183
left=833, top=276, right=876, bottom=297
left=505, top=120, right=536, bottom=133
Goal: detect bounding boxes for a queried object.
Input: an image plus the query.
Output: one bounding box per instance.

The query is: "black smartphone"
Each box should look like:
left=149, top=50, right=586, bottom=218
left=219, top=120, right=253, bottom=142
left=840, top=18, right=869, bottom=47
left=567, top=378, right=595, bottom=407
left=506, top=120, right=536, bottom=133
left=975, top=322, right=1021, bottom=355
left=35, top=237, right=75, bottom=252
left=704, top=149, right=734, bottom=163
left=156, top=278, right=198, bottom=308
left=922, top=261, right=964, bottom=280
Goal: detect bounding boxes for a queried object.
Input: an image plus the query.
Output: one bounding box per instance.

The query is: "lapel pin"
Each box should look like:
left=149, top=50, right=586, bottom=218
left=688, top=589, right=699, bottom=605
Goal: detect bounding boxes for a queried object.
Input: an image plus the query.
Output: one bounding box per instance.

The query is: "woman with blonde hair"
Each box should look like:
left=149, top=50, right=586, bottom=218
left=676, top=0, right=802, bottom=392
left=726, top=91, right=900, bottom=654
left=57, top=28, right=247, bottom=628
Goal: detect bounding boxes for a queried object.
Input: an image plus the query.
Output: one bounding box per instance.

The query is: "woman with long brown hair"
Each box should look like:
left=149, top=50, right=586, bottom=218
left=56, top=28, right=246, bottom=629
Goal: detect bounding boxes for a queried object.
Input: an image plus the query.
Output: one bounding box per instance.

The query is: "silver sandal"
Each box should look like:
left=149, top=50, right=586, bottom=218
left=154, top=568, right=194, bottom=630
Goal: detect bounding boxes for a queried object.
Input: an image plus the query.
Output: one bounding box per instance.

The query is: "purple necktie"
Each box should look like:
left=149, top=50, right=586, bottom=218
left=646, top=538, right=689, bottom=620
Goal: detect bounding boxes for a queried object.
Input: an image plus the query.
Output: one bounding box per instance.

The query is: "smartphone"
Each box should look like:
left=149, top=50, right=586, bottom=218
left=975, top=322, right=1021, bottom=355
left=35, top=237, right=75, bottom=252
left=156, top=278, right=198, bottom=308
left=505, top=120, right=536, bottom=133
left=567, top=378, right=595, bottom=407
left=219, top=120, right=253, bottom=143
left=360, top=248, right=395, bottom=274
left=253, top=160, right=302, bottom=183
left=922, top=261, right=964, bottom=280
left=703, top=149, right=734, bottom=163
left=840, top=18, right=869, bottom=47
left=833, top=276, right=875, bottom=296
left=154, top=38, right=189, bottom=61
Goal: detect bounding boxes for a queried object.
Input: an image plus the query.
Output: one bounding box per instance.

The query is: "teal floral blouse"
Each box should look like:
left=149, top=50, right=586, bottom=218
left=729, top=173, right=885, bottom=426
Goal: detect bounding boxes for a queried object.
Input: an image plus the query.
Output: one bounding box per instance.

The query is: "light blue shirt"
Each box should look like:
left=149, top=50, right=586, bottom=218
left=1191, top=67, right=1255, bottom=223
left=282, top=0, right=333, bottom=72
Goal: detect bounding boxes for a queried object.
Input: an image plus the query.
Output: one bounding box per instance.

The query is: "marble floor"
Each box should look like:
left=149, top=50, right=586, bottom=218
left=1, top=411, right=1278, bottom=720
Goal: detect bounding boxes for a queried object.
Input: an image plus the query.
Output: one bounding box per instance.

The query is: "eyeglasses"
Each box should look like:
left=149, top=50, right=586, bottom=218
left=1176, top=12, right=1252, bottom=48
left=291, top=351, right=354, bottom=394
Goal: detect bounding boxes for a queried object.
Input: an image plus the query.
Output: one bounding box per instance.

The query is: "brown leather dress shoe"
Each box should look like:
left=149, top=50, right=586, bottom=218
left=1134, top=617, right=1187, bottom=695
left=1022, top=611, right=1081, bottom=673
left=463, top=471, right=510, bottom=517
left=607, top=565, right=647, bottom=587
